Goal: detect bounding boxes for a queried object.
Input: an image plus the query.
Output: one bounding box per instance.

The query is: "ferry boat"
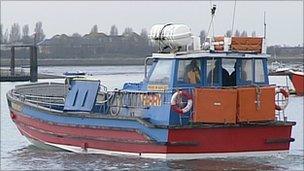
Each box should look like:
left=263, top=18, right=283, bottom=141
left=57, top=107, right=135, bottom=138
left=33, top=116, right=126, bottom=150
left=6, top=24, right=295, bottom=160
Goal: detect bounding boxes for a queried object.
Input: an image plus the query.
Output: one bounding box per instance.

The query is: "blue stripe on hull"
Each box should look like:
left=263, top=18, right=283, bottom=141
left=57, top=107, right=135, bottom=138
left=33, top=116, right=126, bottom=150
left=22, top=106, right=168, bottom=142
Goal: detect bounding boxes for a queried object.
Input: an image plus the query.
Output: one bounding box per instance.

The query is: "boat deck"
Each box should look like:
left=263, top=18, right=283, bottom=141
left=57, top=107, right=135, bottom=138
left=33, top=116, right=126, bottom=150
left=7, top=82, right=296, bottom=130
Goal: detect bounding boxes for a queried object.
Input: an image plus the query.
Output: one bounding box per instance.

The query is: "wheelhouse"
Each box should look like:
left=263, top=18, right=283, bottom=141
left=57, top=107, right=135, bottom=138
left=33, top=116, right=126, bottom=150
left=117, top=51, right=273, bottom=126
left=143, top=52, right=269, bottom=91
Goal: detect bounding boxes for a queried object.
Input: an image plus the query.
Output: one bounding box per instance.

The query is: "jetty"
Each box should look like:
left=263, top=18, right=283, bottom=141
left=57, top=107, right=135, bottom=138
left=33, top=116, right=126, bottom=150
left=0, top=44, right=63, bottom=82
left=0, top=68, right=64, bottom=82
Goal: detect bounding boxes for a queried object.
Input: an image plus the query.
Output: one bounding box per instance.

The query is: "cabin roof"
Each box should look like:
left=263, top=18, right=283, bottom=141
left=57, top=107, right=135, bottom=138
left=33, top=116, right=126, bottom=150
left=151, top=51, right=270, bottom=59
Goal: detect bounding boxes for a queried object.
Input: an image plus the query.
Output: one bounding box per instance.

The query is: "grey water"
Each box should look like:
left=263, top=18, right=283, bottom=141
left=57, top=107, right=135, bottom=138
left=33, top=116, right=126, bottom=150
left=1, top=65, right=303, bottom=170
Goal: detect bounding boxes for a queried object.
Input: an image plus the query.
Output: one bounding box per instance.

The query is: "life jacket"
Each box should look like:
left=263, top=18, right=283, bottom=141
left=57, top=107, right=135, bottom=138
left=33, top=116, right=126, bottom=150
left=187, top=70, right=200, bottom=84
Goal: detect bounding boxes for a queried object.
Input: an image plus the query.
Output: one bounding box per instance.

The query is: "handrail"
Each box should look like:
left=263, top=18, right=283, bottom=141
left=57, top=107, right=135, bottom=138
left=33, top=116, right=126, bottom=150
left=12, top=91, right=65, bottom=101
left=12, top=91, right=64, bottom=99
left=25, top=99, right=64, bottom=106
left=26, top=94, right=64, bottom=100
left=10, top=90, right=65, bottom=111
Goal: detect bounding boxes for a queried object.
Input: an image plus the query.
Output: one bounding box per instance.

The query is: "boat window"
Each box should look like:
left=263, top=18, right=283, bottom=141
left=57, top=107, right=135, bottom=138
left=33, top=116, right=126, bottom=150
left=255, top=59, right=265, bottom=83
left=149, top=60, right=172, bottom=85
left=240, top=59, right=253, bottom=83
left=207, top=59, right=220, bottom=86
left=207, top=58, right=231, bottom=86
left=222, top=59, right=236, bottom=86
left=177, top=59, right=201, bottom=84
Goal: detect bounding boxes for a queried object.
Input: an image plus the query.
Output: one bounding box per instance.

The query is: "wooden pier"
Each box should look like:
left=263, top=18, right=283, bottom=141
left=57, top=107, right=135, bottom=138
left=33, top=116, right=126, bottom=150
left=1, top=44, right=37, bottom=82
left=0, top=68, right=64, bottom=82
left=1, top=44, right=64, bottom=82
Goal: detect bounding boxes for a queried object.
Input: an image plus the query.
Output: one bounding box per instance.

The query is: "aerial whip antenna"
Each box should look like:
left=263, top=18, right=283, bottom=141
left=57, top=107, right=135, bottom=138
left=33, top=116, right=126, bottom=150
left=206, top=2, right=217, bottom=84
left=211, top=4, right=216, bottom=38
left=262, top=11, right=267, bottom=53
left=264, top=11, right=267, bottom=39
left=206, top=4, right=217, bottom=42
left=231, top=0, right=237, bottom=35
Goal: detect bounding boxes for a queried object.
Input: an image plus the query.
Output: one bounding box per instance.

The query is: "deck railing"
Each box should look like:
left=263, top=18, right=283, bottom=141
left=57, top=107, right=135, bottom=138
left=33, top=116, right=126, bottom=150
left=11, top=90, right=65, bottom=110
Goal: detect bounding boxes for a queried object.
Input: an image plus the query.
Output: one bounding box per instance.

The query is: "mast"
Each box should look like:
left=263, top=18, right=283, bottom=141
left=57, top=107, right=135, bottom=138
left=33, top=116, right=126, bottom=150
left=264, top=11, right=266, bottom=39
left=262, top=11, right=267, bottom=53
left=231, top=0, right=237, bottom=35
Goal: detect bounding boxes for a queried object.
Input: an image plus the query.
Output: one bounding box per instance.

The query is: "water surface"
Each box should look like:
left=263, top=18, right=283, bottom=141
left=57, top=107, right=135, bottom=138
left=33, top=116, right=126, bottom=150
left=1, top=66, right=303, bottom=170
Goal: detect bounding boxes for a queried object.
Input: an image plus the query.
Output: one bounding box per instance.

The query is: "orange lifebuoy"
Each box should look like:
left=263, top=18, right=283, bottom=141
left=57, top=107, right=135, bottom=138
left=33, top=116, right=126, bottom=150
left=171, top=90, right=193, bottom=114
left=275, top=88, right=289, bottom=110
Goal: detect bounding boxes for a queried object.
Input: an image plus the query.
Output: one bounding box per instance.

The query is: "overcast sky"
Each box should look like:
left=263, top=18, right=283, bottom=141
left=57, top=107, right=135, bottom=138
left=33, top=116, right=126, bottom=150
left=1, top=1, right=303, bottom=46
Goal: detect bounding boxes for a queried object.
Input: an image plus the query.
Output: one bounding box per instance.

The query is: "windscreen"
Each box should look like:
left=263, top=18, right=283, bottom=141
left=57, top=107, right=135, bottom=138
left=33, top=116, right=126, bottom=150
left=149, top=60, right=172, bottom=85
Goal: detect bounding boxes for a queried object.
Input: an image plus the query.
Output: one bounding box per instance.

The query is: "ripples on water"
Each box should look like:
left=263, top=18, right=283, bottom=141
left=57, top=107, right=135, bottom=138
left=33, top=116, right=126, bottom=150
left=3, top=146, right=303, bottom=170
left=1, top=66, right=303, bottom=170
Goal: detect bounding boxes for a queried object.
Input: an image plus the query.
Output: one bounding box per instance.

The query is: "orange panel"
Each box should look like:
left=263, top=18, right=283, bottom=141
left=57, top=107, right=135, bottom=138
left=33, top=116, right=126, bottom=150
left=237, top=87, right=275, bottom=122
left=193, top=88, right=237, bottom=124
left=231, top=37, right=263, bottom=53
left=214, top=36, right=224, bottom=42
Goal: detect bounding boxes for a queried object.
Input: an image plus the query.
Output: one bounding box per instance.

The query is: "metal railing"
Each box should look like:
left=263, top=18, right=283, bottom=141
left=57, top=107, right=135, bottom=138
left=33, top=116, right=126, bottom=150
left=11, top=90, right=65, bottom=110
left=107, top=90, right=174, bottom=115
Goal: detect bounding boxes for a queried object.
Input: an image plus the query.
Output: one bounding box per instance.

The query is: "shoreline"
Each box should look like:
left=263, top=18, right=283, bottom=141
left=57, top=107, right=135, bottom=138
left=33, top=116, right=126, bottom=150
left=1, top=56, right=303, bottom=67
left=0, top=58, right=146, bottom=67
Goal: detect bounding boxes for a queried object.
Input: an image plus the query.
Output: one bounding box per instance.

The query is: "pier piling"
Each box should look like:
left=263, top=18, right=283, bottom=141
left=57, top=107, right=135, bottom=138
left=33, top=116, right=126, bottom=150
left=10, top=47, right=15, bottom=76
left=30, top=46, right=38, bottom=82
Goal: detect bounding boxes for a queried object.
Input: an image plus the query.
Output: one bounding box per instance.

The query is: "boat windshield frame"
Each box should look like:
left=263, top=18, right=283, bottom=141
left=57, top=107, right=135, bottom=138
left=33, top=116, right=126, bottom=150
left=144, top=52, right=270, bottom=88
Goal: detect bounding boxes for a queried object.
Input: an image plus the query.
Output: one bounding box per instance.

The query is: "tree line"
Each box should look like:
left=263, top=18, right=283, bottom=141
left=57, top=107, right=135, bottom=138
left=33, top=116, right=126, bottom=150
left=0, top=22, right=153, bottom=60
left=1, top=22, right=45, bottom=44
left=0, top=22, right=150, bottom=45
left=1, top=21, right=258, bottom=45
left=1, top=22, right=302, bottom=62
left=90, top=24, right=149, bottom=38
left=36, top=26, right=152, bottom=59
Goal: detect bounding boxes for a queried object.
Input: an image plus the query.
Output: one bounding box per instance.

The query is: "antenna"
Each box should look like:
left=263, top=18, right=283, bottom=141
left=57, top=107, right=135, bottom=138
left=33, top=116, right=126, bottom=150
left=211, top=4, right=216, bottom=38
left=264, top=11, right=266, bottom=39
left=206, top=4, right=217, bottom=39
left=262, top=11, right=267, bottom=53
left=231, top=0, right=237, bottom=35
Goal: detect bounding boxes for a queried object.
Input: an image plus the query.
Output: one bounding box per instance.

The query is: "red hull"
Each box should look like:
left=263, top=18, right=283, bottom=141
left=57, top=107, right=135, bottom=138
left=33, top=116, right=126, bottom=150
left=291, top=72, right=304, bottom=96
left=11, top=110, right=294, bottom=158
left=168, top=126, right=292, bottom=153
left=12, top=111, right=166, bottom=154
